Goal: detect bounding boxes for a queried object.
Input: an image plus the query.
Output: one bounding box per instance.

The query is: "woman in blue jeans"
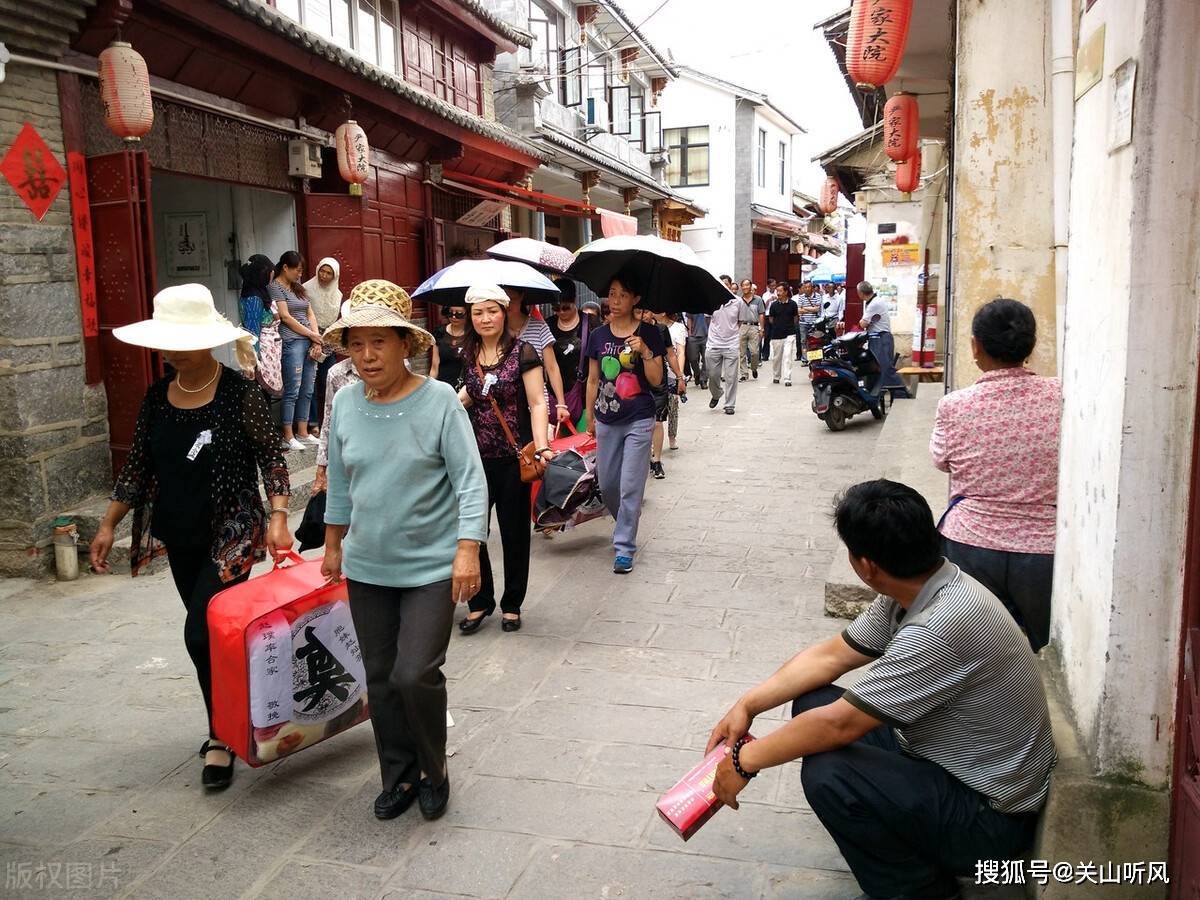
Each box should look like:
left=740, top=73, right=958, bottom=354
left=584, top=270, right=665, bottom=574
left=268, top=251, right=324, bottom=451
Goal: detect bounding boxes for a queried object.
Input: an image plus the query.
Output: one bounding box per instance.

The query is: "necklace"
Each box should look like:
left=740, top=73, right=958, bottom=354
left=176, top=362, right=221, bottom=394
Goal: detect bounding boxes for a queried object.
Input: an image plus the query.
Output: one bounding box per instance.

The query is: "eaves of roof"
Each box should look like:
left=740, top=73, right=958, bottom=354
left=815, top=122, right=884, bottom=168
left=218, top=0, right=546, bottom=160
left=532, top=127, right=674, bottom=199
left=594, top=0, right=679, bottom=78
left=675, top=65, right=806, bottom=134
left=446, top=0, right=534, bottom=49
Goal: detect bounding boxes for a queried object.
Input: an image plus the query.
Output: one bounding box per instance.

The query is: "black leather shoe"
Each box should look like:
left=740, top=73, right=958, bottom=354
left=458, top=610, right=492, bottom=634
left=418, top=773, right=450, bottom=820
left=708, top=397, right=719, bottom=409
left=501, top=614, right=522, bottom=632
left=374, top=781, right=418, bottom=820
left=199, top=739, right=234, bottom=790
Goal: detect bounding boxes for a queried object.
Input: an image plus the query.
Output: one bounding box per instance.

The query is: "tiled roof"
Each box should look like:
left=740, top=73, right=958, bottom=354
left=449, top=0, right=534, bottom=48
left=221, top=0, right=545, bottom=160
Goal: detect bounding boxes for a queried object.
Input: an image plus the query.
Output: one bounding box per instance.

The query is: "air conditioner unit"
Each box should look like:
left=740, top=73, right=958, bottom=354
left=287, top=139, right=323, bottom=179
left=584, top=96, right=609, bottom=131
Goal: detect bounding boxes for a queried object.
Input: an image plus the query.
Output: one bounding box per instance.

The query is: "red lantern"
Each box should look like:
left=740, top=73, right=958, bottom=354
left=846, top=0, right=913, bottom=91
left=883, top=93, right=919, bottom=162
left=335, top=120, right=370, bottom=196
left=819, top=175, right=840, bottom=214
left=97, top=42, right=153, bottom=140
left=896, top=149, right=921, bottom=194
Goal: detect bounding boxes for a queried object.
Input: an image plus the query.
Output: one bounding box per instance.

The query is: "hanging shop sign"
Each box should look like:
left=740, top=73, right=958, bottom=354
left=164, top=212, right=211, bottom=277
left=0, top=122, right=66, bottom=220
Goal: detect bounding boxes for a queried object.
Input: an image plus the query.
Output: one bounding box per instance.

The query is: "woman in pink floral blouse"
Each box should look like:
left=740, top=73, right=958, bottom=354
left=929, top=299, right=1060, bottom=651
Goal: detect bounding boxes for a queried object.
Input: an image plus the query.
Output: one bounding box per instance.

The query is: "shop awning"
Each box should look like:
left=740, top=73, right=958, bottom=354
left=443, top=171, right=596, bottom=219
left=751, top=203, right=808, bottom=238
left=599, top=209, right=638, bottom=237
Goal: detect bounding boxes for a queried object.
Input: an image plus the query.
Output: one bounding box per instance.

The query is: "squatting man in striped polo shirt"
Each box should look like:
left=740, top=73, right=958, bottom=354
left=707, top=480, right=1057, bottom=900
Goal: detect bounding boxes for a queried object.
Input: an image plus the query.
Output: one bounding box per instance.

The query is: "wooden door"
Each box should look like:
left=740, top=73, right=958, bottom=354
left=1170, top=378, right=1200, bottom=897
left=302, top=193, right=365, bottom=295
left=87, top=151, right=157, bottom=477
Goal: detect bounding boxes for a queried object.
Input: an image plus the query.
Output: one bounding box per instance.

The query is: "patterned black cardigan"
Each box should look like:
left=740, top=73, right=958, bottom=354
left=112, top=367, right=290, bottom=582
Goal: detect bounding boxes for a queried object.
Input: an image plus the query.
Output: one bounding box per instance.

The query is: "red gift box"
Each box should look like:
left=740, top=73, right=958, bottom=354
left=656, top=735, right=755, bottom=841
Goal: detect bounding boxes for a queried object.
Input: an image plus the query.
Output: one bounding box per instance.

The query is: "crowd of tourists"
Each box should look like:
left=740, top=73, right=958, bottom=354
left=86, top=244, right=1062, bottom=897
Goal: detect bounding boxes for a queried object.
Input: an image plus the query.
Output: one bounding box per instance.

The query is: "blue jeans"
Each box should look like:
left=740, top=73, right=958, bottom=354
left=281, top=339, right=317, bottom=429
left=594, top=417, right=654, bottom=558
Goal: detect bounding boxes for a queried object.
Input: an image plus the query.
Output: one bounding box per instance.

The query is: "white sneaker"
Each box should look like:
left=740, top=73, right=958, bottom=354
left=303, top=434, right=321, bottom=445
left=286, top=437, right=307, bottom=451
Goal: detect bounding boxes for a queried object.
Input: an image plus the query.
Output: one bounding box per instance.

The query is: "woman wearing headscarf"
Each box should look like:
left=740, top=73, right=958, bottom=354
left=321, top=280, right=487, bottom=822
left=90, top=284, right=291, bottom=791
left=302, top=257, right=343, bottom=436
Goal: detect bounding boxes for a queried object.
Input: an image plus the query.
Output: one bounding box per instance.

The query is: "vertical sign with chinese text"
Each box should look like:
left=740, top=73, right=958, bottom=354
left=66, top=151, right=102, bottom=385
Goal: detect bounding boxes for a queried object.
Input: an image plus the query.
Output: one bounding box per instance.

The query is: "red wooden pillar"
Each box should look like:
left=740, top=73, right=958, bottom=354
left=87, top=150, right=157, bottom=476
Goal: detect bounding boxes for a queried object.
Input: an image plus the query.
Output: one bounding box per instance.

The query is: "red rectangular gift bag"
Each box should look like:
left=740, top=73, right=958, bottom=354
left=209, top=552, right=370, bottom=766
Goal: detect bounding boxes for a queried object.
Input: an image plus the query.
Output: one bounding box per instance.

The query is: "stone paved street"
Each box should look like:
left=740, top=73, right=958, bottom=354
left=0, top=373, right=884, bottom=899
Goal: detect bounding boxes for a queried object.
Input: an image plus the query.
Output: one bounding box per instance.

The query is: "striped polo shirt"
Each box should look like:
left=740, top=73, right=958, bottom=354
left=841, top=560, right=1056, bottom=814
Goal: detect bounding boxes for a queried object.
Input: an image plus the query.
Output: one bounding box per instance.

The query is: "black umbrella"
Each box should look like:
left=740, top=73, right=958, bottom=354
left=564, top=235, right=734, bottom=315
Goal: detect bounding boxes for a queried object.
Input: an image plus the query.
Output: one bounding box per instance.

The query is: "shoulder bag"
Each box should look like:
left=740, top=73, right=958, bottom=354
left=474, top=360, right=546, bottom=483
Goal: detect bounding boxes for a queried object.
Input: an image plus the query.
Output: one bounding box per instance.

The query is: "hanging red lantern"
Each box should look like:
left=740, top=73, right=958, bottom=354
left=97, top=42, right=153, bottom=141
left=335, top=120, right=370, bottom=196
left=819, top=175, right=840, bottom=214
left=896, top=149, right=921, bottom=194
left=846, top=0, right=913, bottom=91
left=883, top=93, right=919, bottom=162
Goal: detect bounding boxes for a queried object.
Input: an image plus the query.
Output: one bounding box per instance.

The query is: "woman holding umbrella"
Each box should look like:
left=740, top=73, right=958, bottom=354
left=583, top=268, right=665, bottom=574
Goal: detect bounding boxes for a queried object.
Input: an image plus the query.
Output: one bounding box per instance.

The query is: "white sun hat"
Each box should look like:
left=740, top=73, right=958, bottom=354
left=464, top=283, right=510, bottom=307
left=114, top=284, right=255, bottom=351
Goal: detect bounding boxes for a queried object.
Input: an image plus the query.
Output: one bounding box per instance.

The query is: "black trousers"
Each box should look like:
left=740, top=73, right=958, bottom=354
left=942, top=537, right=1054, bottom=652
left=166, top=544, right=250, bottom=738
left=470, top=457, right=531, bottom=615
left=347, top=578, right=454, bottom=790
left=794, top=686, right=1037, bottom=900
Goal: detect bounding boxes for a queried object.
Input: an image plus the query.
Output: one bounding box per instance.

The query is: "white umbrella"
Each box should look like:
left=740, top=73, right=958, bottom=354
left=487, top=237, right=574, bottom=275
left=564, top=235, right=733, bottom=314
left=412, top=258, right=561, bottom=306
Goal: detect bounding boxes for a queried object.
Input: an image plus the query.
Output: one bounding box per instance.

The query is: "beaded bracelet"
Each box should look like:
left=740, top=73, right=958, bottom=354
left=731, top=737, right=757, bottom=780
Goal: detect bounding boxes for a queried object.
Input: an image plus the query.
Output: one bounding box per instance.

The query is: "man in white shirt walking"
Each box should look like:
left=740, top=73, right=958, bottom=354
left=705, top=292, right=743, bottom=415
left=859, top=281, right=895, bottom=392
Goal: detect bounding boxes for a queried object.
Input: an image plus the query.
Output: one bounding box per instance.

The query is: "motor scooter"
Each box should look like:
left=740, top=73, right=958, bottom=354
left=807, top=330, right=893, bottom=431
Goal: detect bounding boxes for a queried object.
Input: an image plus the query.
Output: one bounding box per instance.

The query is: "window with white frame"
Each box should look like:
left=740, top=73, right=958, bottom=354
left=664, top=126, right=709, bottom=187
left=643, top=110, right=663, bottom=153
left=757, top=128, right=767, bottom=188
left=629, top=92, right=644, bottom=149
left=526, top=1, right=562, bottom=95
left=778, top=140, right=787, bottom=194
left=611, top=85, right=631, bottom=134
left=562, top=46, right=583, bottom=106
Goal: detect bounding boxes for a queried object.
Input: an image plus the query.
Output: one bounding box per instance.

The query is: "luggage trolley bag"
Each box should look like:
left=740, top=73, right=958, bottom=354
left=209, top=552, right=370, bottom=766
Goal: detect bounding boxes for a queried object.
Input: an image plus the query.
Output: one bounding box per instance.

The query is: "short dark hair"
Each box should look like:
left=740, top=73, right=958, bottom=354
left=972, top=298, right=1037, bottom=365
left=340, top=326, right=412, bottom=349
left=607, top=264, right=644, bottom=300
left=833, top=480, right=941, bottom=578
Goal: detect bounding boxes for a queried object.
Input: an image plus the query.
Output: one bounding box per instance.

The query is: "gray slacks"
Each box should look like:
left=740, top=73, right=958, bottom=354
left=705, top=346, right=739, bottom=410
left=347, top=578, right=454, bottom=790
left=595, top=417, right=654, bottom=558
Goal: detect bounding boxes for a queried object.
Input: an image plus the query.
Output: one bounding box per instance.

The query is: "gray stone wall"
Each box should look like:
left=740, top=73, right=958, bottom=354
left=732, top=99, right=755, bottom=281
left=0, top=65, right=111, bottom=577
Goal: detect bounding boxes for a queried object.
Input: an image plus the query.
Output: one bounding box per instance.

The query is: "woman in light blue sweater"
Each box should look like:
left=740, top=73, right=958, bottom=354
left=321, top=281, right=487, bottom=825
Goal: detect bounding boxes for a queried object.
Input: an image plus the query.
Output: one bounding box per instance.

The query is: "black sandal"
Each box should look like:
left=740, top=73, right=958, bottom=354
left=458, top=610, right=492, bottom=635
left=199, top=739, right=235, bottom=790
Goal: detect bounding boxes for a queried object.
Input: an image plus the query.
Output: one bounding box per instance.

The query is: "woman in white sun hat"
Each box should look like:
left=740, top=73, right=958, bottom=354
left=89, top=284, right=292, bottom=792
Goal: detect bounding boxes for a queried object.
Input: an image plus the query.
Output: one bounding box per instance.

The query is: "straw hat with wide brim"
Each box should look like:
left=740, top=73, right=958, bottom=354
left=113, top=284, right=255, bottom=351
left=323, top=279, right=434, bottom=355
